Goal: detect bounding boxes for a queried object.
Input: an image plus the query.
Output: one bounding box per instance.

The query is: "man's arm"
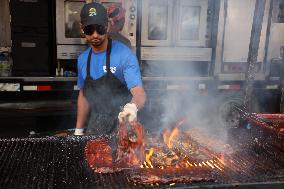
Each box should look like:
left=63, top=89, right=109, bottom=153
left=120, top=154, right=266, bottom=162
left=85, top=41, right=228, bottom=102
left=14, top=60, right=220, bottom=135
left=118, top=85, right=146, bottom=123
left=130, top=85, right=146, bottom=110
left=76, top=89, right=90, bottom=129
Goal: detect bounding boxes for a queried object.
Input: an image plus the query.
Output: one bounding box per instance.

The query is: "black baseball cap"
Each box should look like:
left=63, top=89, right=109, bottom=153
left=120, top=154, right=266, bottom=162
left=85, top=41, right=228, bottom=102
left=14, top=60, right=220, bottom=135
left=80, top=2, right=108, bottom=27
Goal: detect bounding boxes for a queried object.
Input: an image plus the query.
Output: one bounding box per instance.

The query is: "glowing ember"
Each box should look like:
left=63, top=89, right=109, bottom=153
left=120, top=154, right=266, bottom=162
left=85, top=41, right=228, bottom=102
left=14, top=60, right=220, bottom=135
left=206, top=161, right=215, bottom=169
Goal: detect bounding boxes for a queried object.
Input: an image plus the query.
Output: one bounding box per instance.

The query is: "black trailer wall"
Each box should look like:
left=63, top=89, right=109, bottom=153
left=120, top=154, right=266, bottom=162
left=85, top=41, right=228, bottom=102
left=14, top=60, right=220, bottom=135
left=10, top=0, right=55, bottom=76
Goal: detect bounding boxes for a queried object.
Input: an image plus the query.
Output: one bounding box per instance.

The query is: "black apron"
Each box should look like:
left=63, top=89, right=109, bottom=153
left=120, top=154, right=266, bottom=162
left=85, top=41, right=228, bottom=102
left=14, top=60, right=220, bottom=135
left=83, top=38, right=131, bottom=136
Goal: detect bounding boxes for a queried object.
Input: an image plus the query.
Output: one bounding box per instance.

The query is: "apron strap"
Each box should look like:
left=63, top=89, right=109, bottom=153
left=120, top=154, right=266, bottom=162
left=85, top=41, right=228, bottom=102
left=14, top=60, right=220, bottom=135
left=106, top=38, right=112, bottom=76
left=86, top=48, right=92, bottom=78
left=86, top=38, right=112, bottom=78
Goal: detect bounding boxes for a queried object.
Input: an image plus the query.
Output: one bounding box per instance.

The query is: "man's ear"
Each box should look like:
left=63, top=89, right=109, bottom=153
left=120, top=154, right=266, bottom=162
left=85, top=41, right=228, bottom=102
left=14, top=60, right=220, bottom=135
left=80, top=23, right=85, bottom=37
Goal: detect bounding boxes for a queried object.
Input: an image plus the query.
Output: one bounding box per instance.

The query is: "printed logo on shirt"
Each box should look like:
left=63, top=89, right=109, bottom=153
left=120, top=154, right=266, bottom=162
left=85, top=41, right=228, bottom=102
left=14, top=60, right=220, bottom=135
left=103, top=66, right=116, bottom=73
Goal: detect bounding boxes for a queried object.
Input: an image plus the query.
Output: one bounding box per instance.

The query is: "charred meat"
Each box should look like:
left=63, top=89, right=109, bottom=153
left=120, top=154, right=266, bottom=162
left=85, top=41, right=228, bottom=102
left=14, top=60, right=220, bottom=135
left=116, top=121, right=145, bottom=167
left=128, top=168, right=217, bottom=185
left=84, top=138, right=115, bottom=173
left=85, top=121, right=145, bottom=172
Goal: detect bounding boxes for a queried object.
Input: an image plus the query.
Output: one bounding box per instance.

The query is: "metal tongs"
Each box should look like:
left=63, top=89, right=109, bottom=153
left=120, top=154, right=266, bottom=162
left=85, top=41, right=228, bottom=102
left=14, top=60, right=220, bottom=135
left=233, top=105, right=273, bottom=129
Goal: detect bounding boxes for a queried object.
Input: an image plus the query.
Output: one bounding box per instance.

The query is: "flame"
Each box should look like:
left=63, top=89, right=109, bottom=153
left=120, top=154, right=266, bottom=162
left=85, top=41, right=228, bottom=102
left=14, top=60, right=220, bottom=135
left=145, top=147, right=154, bottom=168
left=168, top=128, right=179, bottom=148
left=141, top=121, right=225, bottom=172
left=163, top=127, right=179, bottom=148
left=163, top=129, right=170, bottom=145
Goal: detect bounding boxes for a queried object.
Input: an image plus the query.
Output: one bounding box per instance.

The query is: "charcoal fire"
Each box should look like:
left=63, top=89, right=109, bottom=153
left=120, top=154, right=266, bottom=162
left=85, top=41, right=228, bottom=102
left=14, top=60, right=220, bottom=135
left=141, top=124, right=228, bottom=170
left=129, top=122, right=231, bottom=185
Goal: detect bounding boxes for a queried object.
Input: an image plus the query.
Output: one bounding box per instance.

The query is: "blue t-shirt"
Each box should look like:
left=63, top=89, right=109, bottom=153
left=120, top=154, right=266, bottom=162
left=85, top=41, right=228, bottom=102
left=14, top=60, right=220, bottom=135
left=77, top=40, right=142, bottom=90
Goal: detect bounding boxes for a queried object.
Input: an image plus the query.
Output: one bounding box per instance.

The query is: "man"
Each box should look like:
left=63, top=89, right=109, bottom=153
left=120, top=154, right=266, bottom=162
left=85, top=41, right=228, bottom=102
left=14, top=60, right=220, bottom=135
left=74, top=2, right=146, bottom=136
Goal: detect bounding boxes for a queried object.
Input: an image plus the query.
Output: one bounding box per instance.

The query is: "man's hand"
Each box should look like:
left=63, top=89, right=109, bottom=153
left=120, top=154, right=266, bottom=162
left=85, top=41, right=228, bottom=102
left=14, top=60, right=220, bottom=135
left=74, top=128, right=84, bottom=136
left=118, top=103, right=138, bottom=123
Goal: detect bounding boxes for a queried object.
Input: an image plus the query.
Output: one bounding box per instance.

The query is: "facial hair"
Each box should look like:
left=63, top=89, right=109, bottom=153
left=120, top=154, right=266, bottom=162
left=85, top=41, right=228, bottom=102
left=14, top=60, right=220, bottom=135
left=89, top=35, right=107, bottom=48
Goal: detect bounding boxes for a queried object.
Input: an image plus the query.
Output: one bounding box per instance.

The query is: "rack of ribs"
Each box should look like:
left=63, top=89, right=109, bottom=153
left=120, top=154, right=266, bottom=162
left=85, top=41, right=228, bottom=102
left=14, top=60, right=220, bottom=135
left=85, top=121, right=145, bottom=173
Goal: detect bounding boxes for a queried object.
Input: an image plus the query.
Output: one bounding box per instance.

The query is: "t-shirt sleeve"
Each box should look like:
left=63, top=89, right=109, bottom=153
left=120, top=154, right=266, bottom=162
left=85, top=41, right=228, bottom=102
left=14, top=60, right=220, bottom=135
left=123, top=53, right=142, bottom=89
left=77, top=57, right=84, bottom=89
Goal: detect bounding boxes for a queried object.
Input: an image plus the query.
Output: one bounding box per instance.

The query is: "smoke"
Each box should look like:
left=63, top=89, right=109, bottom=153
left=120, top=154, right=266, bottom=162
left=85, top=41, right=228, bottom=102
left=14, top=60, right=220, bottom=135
left=140, top=0, right=274, bottom=154
left=138, top=0, right=233, bottom=151
left=156, top=90, right=230, bottom=152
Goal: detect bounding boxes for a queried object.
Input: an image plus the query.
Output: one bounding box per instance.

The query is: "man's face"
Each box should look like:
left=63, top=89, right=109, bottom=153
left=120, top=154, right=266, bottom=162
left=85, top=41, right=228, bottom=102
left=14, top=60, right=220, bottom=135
left=83, top=24, right=108, bottom=47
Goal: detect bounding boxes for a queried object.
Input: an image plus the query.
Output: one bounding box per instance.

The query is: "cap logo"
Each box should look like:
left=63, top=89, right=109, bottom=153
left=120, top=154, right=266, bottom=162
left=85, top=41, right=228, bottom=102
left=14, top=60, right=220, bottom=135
left=89, top=8, right=97, bottom=16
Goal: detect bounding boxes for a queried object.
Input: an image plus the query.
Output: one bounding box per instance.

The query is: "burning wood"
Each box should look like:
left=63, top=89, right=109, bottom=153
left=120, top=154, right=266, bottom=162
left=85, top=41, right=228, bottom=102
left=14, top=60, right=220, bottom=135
left=141, top=125, right=227, bottom=171
left=144, top=138, right=207, bottom=168
left=127, top=125, right=229, bottom=185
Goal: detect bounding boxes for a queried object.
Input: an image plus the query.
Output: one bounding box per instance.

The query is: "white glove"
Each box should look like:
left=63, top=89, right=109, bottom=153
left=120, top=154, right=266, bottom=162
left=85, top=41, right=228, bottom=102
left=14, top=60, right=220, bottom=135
left=74, top=128, right=84, bottom=136
left=118, top=103, right=138, bottom=123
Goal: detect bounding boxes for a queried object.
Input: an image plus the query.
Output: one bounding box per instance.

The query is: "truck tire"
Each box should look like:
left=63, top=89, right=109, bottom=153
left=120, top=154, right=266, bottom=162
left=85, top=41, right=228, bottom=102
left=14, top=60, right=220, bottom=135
left=216, top=91, right=244, bottom=129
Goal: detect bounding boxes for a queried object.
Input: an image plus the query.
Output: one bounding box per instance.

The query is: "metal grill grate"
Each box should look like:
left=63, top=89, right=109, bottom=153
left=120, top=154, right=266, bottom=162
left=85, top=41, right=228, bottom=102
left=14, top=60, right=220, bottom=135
left=0, top=136, right=284, bottom=189
left=0, top=137, right=136, bottom=189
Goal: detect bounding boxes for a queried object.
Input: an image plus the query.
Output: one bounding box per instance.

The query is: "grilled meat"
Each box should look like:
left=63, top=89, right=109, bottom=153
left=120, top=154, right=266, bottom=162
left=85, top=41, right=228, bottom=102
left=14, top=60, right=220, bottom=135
left=84, top=138, right=115, bottom=173
left=116, top=121, right=145, bottom=167
left=128, top=168, right=216, bottom=185
left=84, top=121, right=145, bottom=172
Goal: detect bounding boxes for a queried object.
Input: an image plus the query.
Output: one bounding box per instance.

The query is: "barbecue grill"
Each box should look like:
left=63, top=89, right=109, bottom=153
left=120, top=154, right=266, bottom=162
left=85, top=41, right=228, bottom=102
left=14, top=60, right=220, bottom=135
left=1, top=116, right=284, bottom=189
